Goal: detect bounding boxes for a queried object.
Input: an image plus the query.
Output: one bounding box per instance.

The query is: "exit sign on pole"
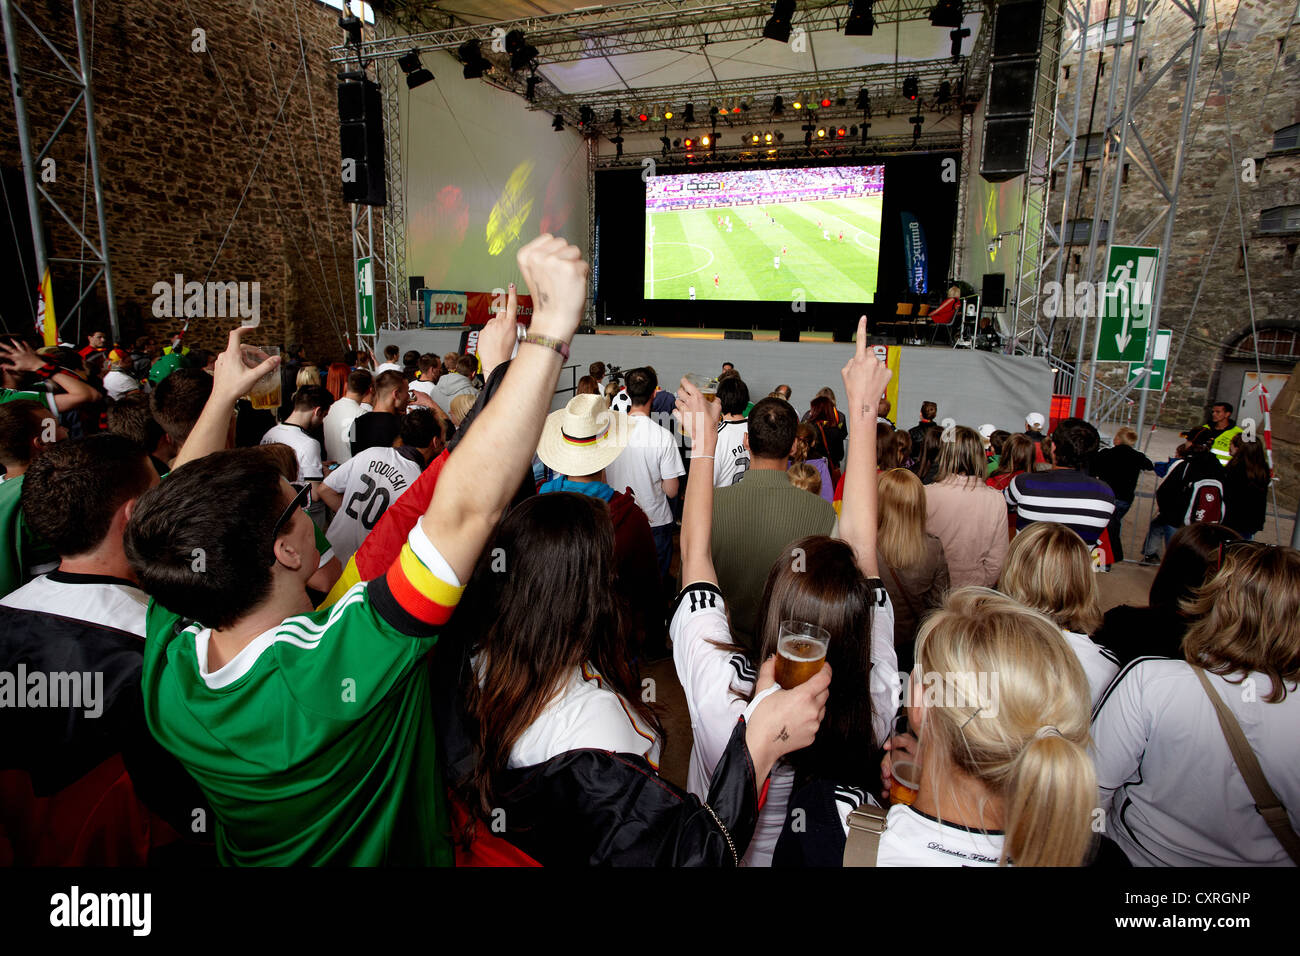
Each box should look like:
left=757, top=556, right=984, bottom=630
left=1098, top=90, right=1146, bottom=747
left=1096, top=245, right=1159, bottom=362
left=1128, top=328, right=1171, bottom=390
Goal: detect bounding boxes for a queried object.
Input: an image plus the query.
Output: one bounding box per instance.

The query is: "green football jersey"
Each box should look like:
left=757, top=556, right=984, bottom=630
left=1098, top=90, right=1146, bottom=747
left=141, top=528, right=462, bottom=865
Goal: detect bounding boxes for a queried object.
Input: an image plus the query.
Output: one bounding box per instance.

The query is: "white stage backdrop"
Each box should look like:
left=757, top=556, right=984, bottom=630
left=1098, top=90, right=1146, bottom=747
left=380, top=330, right=1056, bottom=435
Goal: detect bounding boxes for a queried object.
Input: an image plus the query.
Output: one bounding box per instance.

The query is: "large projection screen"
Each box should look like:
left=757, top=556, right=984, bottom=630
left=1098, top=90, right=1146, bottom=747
left=644, top=165, right=885, bottom=303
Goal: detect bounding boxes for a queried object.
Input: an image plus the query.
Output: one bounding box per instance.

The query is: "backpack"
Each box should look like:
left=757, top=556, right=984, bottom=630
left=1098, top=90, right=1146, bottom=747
left=1184, top=478, right=1225, bottom=525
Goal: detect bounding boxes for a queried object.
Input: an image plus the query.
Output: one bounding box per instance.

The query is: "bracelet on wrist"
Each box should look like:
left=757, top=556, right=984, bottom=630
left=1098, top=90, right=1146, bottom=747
left=33, top=362, right=58, bottom=380
left=520, top=331, right=570, bottom=360
left=691, top=453, right=715, bottom=461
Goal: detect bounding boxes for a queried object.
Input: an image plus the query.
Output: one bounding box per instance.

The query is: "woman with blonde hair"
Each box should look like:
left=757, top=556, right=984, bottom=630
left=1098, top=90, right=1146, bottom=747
left=1093, top=543, right=1300, bottom=865
left=295, top=365, right=321, bottom=389
left=449, top=392, right=476, bottom=426
left=778, top=588, right=1102, bottom=867
left=999, top=522, right=1118, bottom=705
left=924, top=426, right=1008, bottom=587
left=876, top=468, right=949, bottom=672
left=786, top=461, right=822, bottom=497
left=789, top=422, right=834, bottom=503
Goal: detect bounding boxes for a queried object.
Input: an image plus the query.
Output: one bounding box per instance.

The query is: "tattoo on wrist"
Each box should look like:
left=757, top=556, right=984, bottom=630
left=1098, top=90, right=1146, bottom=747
left=775, top=726, right=790, bottom=743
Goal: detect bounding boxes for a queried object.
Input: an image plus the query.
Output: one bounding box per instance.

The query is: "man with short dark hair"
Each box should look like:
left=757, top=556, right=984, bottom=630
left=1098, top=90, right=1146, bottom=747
left=773, top=384, right=792, bottom=403
left=1004, top=417, right=1116, bottom=545
left=124, top=233, right=590, bottom=865
left=352, top=370, right=409, bottom=456
left=261, top=385, right=332, bottom=487
left=323, top=368, right=373, bottom=463
left=604, top=366, right=685, bottom=578
left=0, top=400, right=64, bottom=597
left=0, top=434, right=207, bottom=864
left=374, top=344, right=402, bottom=375
left=106, top=392, right=174, bottom=473
left=876, top=396, right=894, bottom=427
left=713, top=375, right=750, bottom=487
left=410, top=354, right=441, bottom=402
left=721, top=362, right=735, bottom=376
left=77, top=329, right=107, bottom=360
left=908, top=400, right=939, bottom=449
left=151, top=368, right=214, bottom=452
left=1202, top=401, right=1242, bottom=466
left=711, top=396, right=836, bottom=650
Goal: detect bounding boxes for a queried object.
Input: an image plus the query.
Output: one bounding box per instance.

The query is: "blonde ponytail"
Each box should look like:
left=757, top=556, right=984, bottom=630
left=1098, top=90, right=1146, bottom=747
left=913, top=588, right=1096, bottom=867
left=1003, top=732, right=1096, bottom=866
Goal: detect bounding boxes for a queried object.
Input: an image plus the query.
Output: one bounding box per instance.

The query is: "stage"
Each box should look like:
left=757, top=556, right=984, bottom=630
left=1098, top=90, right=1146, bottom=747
left=382, top=325, right=1055, bottom=434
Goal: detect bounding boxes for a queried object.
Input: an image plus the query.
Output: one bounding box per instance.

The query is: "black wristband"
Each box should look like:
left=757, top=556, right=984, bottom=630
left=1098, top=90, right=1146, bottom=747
left=32, top=363, right=58, bottom=380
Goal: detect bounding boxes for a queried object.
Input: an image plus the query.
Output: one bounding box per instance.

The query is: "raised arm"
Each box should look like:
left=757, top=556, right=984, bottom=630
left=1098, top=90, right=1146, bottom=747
left=838, top=316, right=893, bottom=578
left=0, top=339, right=99, bottom=411
left=675, top=378, right=722, bottom=588
left=419, top=235, right=587, bottom=583
left=171, top=326, right=279, bottom=469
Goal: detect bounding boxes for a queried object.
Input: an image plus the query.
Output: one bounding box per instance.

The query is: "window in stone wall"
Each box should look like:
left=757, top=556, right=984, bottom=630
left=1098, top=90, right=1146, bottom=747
left=1056, top=219, right=1110, bottom=244
left=1122, top=163, right=1131, bottom=183
left=1234, top=328, right=1300, bottom=361
left=1064, top=17, right=1137, bottom=53
left=1259, top=205, right=1300, bottom=234
left=1081, top=166, right=1092, bottom=188
left=1073, top=132, right=1105, bottom=161
left=1272, top=124, right=1299, bottom=151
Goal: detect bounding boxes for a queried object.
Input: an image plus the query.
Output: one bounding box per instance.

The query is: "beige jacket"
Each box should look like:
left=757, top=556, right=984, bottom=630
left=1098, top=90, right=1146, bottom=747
left=924, top=476, right=1009, bottom=588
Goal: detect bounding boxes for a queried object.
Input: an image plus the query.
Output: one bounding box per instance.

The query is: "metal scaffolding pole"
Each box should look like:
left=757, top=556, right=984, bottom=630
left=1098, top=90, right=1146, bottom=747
left=1, top=0, right=117, bottom=341
left=1134, top=0, right=1208, bottom=439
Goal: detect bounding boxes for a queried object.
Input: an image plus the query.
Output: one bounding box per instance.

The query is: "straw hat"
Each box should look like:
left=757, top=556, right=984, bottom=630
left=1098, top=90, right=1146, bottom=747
left=537, top=393, right=629, bottom=477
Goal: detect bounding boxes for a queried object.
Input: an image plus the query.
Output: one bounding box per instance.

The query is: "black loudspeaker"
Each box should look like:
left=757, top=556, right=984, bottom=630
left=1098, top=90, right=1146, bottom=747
left=992, top=0, right=1045, bottom=57
left=338, top=75, right=386, bottom=206
left=982, top=272, right=1007, bottom=307
left=408, top=276, right=424, bottom=299
left=980, top=118, right=1033, bottom=181
left=724, top=330, right=753, bottom=340
left=867, top=335, right=891, bottom=347
left=980, top=0, right=1044, bottom=183
left=832, top=324, right=855, bottom=343
left=779, top=320, right=801, bottom=343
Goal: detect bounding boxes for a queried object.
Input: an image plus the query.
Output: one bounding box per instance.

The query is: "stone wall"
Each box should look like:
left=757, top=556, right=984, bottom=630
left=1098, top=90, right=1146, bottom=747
left=0, top=0, right=357, bottom=362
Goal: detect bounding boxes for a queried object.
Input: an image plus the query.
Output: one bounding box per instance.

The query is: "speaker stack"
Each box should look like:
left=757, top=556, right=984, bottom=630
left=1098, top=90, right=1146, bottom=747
left=338, top=74, right=387, bottom=206
left=979, top=0, right=1045, bottom=183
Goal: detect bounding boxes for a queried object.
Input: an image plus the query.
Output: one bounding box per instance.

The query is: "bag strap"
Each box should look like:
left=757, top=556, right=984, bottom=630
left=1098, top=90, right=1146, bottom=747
left=1192, top=665, right=1300, bottom=864
left=843, top=803, right=889, bottom=867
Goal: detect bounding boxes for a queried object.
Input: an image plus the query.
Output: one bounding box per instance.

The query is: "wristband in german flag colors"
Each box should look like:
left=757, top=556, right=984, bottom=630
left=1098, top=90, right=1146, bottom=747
left=33, top=362, right=58, bottom=380
left=383, top=541, right=464, bottom=628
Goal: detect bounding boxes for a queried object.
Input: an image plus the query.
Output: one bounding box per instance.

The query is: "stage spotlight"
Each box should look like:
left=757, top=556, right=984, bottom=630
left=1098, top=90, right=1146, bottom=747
left=902, top=75, right=919, bottom=101
left=505, top=29, right=539, bottom=71
left=860, top=121, right=870, bottom=143
left=836, top=126, right=846, bottom=138
left=763, top=0, right=796, bottom=42
left=685, top=103, right=695, bottom=122
left=338, top=10, right=362, bottom=46
left=398, top=49, right=434, bottom=89
left=929, top=0, right=963, bottom=28
left=683, top=137, right=693, bottom=148
left=751, top=132, right=760, bottom=144
left=579, top=106, right=596, bottom=128
left=458, top=39, right=491, bottom=79
left=614, top=135, right=625, bottom=158
left=659, top=135, right=670, bottom=154
left=552, top=114, right=564, bottom=131
left=792, top=96, right=803, bottom=110
left=845, top=0, right=875, bottom=35
left=764, top=131, right=773, bottom=143
left=849, top=124, right=858, bottom=136
left=835, top=89, right=847, bottom=106
left=935, top=80, right=952, bottom=106
left=665, top=109, right=674, bottom=119
left=709, top=106, right=719, bottom=119
left=949, top=25, right=971, bottom=60
left=909, top=113, right=924, bottom=145
left=638, top=112, right=649, bottom=122
left=856, top=88, right=870, bottom=113
left=772, top=95, right=784, bottom=116
left=701, top=134, right=711, bottom=147
left=525, top=74, right=538, bottom=102
left=820, top=97, right=831, bottom=108
left=775, top=131, right=784, bottom=142
left=651, top=104, right=662, bottom=122
left=612, top=108, right=623, bottom=127
left=816, top=127, right=826, bottom=138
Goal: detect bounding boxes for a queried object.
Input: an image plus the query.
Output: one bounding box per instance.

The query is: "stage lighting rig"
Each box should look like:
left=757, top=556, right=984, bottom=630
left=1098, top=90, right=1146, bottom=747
left=659, top=135, right=670, bottom=156
left=949, top=25, right=971, bottom=60
left=612, top=109, right=623, bottom=128
left=578, top=106, right=596, bottom=129
left=846, top=0, right=875, bottom=36
left=458, top=40, right=491, bottom=80
left=552, top=114, right=564, bottom=131
left=763, top=0, right=796, bottom=42
left=771, top=95, right=784, bottom=117
left=860, top=121, right=870, bottom=143
left=793, top=93, right=805, bottom=110
left=525, top=73, right=538, bottom=102
left=902, top=75, right=919, bottom=101
left=397, top=49, right=433, bottom=89
left=835, top=126, right=847, bottom=138
left=685, top=103, right=696, bottom=123
left=909, top=113, right=924, bottom=145
left=929, top=0, right=964, bottom=28
left=816, top=127, right=826, bottom=139
left=505, top=30, right=539, bottom=71
left=935, top=81, right=952, bottom=106
left=638, top=111, right=649, bottom=122
left=683, top=137, right=694, bottom=148
left=820, top=96, right=831, bottom=108
left=613, top=135, right=625, bottom=158
left=855, top=88, right=871, bottom=116
left=664, top=108, right=674, bottom=119
left=338, top=8, right=363, bottom=46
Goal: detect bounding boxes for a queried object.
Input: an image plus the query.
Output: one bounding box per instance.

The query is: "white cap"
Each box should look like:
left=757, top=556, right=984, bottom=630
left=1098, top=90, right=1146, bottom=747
left=1026, top=412, right=1046, bottom=429
left=978, top=423, right=996, bottom=440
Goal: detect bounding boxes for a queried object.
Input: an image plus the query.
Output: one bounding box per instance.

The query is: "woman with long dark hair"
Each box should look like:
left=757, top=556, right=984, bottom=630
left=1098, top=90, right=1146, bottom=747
left=988, top=432, right=1037, bottom=538
left=1222, top=434, right=1270, bottom=540
left=912, top=424, right=943, bottom=485
left=807, top=395, right=846, bottom=471
left=789, top=423, right=834, bottom=503
left=672, top=317, right=898, bottom=866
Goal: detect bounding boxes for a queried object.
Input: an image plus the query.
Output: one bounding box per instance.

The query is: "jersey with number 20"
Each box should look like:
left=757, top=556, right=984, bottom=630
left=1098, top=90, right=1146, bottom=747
left=324, top=447, right=423, bottom=562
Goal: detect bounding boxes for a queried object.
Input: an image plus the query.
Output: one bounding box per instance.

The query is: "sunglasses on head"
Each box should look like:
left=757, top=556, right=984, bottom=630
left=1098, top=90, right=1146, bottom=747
left=272, top=483, right=312, bottom=540
left=1217, top=539, right=1268, bottom=571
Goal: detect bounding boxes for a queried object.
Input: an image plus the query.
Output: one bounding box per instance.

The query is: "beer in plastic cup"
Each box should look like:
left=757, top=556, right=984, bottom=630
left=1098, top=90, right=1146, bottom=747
left=889, top=756, right=921, bottom=806
left=244, top=345, right=281, bottom=410
left=684, top=372, right=719, bottom=402
left=774, top=621, right=829, bottom=689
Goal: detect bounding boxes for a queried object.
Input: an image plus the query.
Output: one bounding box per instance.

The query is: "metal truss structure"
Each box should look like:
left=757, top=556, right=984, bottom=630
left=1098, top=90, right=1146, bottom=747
left=948, top=106, right=977, bottom=286
left=1, top=0, right=117, bottom=341
left=1007, top=0, right=1066, bottom=354
left=372, top=16, right=410, bottom=333
left=1029, top=0, right=1210, bottom=436
left=595, top=128, right=962, bottom=168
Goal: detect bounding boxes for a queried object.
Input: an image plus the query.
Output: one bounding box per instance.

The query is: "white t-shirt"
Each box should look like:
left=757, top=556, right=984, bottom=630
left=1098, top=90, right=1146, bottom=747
left=836, top=792, right=1004, bottom=866
left=603, top=414, right=684, bottom=528
left=713, top=420, right=750, bottom=488
left=103, top=369, right=140, bottom=401
left=322, top=397, right=371, bottom=464
left=374, top=362, right=403, bottom=375
left=409, top=380, right=436, bottom=399
left=1, top=571, right=148, bottom=638
left=1092, top=657, right=1300, bottom=866
left=669, top=580, right=898, bottom=867
left=261, top=422, right=324, bottom=482
left=323, top=447, right=423, bottom=562
left=1063, top=629, right=1120, bottom=708
left=496, top=661, right=661, bottom=770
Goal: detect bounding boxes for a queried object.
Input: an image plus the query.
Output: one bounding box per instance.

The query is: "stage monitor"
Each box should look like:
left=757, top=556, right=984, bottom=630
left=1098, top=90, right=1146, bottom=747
left=643, top=165, right=885, bottom=303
